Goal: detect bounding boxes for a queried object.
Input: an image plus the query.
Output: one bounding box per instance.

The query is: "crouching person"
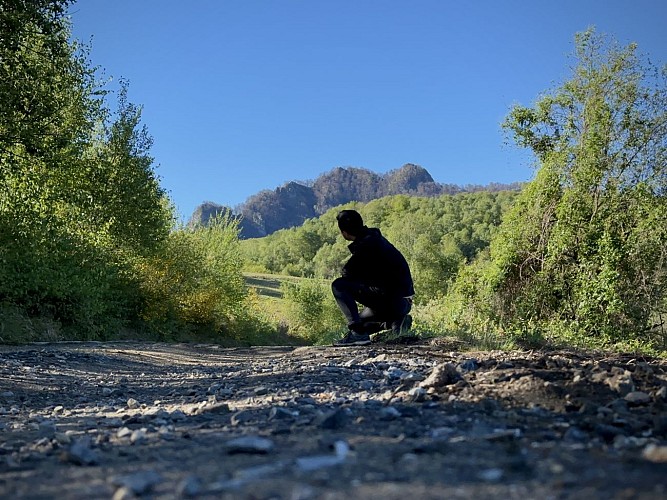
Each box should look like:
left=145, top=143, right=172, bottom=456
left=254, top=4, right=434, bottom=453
left=332, top=209, right=414, bottom=346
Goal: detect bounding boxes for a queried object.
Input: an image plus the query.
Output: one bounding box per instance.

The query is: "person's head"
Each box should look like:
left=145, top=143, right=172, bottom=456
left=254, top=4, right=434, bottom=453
left=336, top=209, right=364, bottom=240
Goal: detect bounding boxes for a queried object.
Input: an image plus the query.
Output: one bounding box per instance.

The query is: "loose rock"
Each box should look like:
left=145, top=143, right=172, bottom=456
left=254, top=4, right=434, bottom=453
left=225, top=436, right=274, bottom=454
left=112, top=470, right=162, bottom=495
left=63, top=437, right=99, bottom=466
left=419, top=362, right=461, bottom=390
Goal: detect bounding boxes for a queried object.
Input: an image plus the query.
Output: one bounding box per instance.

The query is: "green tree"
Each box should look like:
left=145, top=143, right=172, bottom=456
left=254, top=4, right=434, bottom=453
left=312, top=241, right=348, bottom=279
left=0, top=0, right=78, bottom=162
left=0, top=0, right=176, bottom=339
left=87, top=82, right=171, bottom=253
left=481, top=29, right=667, bottom=344
left=0, top=0, right=112, bottom=334
left=281, top=278, right=343, bottom=344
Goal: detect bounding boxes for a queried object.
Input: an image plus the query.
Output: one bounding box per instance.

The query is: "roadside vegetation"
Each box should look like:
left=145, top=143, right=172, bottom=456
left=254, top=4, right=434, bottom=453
left=1, top=2, right=665, bottom=353
left=0, top=0, right=273, bottom=344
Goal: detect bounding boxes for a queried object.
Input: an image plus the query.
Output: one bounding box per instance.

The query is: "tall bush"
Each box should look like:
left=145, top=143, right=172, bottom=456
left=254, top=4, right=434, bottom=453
left=452, top=30, right=667, bottom=347
left=136, top=215, right=250, bottom=338
left=0, top=0, right=173, bottom=339
left=281, top=279, right=344, bottom=344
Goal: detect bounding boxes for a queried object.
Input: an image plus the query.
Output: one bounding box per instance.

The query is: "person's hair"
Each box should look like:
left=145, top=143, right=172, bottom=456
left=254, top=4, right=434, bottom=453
left=336, top=209, right=364, bottom=236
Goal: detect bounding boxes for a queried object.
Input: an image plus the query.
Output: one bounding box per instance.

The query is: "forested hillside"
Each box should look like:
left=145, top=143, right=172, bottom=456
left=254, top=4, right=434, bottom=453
left=189, top=163, right=522, bottom=238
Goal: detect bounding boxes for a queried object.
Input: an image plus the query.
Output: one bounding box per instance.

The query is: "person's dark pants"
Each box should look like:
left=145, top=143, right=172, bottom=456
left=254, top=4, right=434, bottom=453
left=331, top=277, right=411, bottom=334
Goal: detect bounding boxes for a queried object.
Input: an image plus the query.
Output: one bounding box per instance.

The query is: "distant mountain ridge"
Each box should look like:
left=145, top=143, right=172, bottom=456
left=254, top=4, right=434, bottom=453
left=189, top=164, right=522, bottom=239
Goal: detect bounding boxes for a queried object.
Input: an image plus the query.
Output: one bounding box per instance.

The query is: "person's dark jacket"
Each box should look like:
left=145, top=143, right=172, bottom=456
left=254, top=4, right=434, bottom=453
left=342, top=226, right=414, bottom=298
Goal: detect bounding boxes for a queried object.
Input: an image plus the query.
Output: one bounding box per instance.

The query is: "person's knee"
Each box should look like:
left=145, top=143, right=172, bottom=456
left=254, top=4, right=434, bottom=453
left=331, top=277, right=350, bottom=298
left=332, top=277, right=353, bottom=292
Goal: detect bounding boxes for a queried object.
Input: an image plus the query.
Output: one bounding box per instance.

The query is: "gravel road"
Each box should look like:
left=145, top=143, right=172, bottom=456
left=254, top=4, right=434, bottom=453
left=1, top=341, right=666, bottom=499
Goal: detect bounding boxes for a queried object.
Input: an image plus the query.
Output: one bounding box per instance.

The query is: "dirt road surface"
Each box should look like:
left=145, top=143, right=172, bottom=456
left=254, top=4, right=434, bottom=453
left=1, top=341, right=666, bottom=499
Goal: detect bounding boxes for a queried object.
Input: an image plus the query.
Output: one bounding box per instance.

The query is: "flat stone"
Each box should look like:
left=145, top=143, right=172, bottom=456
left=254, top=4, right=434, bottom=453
left=408, top=387, right=427, bottom=402
left=169, top=409, right=188, bottom=421
left=624, top=391, right=651, bottom=405
left=294, top=441, right=349, bottom=472
left=379, top=406, right=402, bottom=420
left=63, top=438, right=99, bottom=466
left=605, top=368, right=635, bottom=396
left=459, top=359, right=479, bottom=372
left=478, top=468, right=504, bottom=482
left=196, top=402, right=231, bottom=415
left=130, top=429, right=147, bottom=444
left=269, top=406, right=295, bottom=421
left=117, top=427, right=132, bottom=439
left=419, top=363, right=461, bottom=389
left=225, top=436, right=274, bottom=454
left=642, top=444, right=667, bottom=463
left=112, top=470, right=162, bottom=495
left=38, top=420, right=57, bottom=438
left=655, top=386, right=667, bottom=400
left=316, top=408, right=349, bottom=430
left=231, top=410, right=254, bottom=426
left=177, top=475, right=203, bottom=497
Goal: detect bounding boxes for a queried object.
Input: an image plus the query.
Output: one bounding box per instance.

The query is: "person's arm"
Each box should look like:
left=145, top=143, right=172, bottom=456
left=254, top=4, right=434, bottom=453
left=341, top=252, right=359, bottom=279
left=341, top=239, right=371, bottom=280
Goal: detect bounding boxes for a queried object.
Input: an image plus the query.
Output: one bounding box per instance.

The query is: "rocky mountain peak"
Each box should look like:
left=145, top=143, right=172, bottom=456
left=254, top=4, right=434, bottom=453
left=188, top=164, right=521, bottom=238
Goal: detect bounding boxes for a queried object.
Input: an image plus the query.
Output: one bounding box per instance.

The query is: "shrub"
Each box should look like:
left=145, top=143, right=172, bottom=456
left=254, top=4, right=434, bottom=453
left=281, top=278, right=344, bottom=344
left=135, top=215, right=250, bottom=339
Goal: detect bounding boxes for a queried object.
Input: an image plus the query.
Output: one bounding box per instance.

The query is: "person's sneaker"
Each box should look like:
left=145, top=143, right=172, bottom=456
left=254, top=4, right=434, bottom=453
left=333, top=331, right=372, bottom=347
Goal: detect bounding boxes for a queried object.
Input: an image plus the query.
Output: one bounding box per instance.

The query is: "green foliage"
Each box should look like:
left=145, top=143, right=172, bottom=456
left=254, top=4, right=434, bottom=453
left=0, top=0, right=139, bottom=338
left=85, top=82, right=171, bottom=253
left=445, top=29, right=667, bottom=350
left=280, top=278, right=345, bottom=344
left=0, top=217, right=133, bottom=339
left=0, top=1, right=256, bottom=343
left=135, top=215, right=252, bottom=338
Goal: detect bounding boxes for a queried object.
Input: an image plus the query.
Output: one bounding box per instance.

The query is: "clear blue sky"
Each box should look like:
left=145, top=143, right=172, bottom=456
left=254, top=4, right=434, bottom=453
left=69, top=0, right=667, bottom=220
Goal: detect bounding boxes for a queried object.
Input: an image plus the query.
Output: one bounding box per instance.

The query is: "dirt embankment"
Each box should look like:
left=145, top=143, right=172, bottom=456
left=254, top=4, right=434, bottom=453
left=1, top=341, right=666, bottom=499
